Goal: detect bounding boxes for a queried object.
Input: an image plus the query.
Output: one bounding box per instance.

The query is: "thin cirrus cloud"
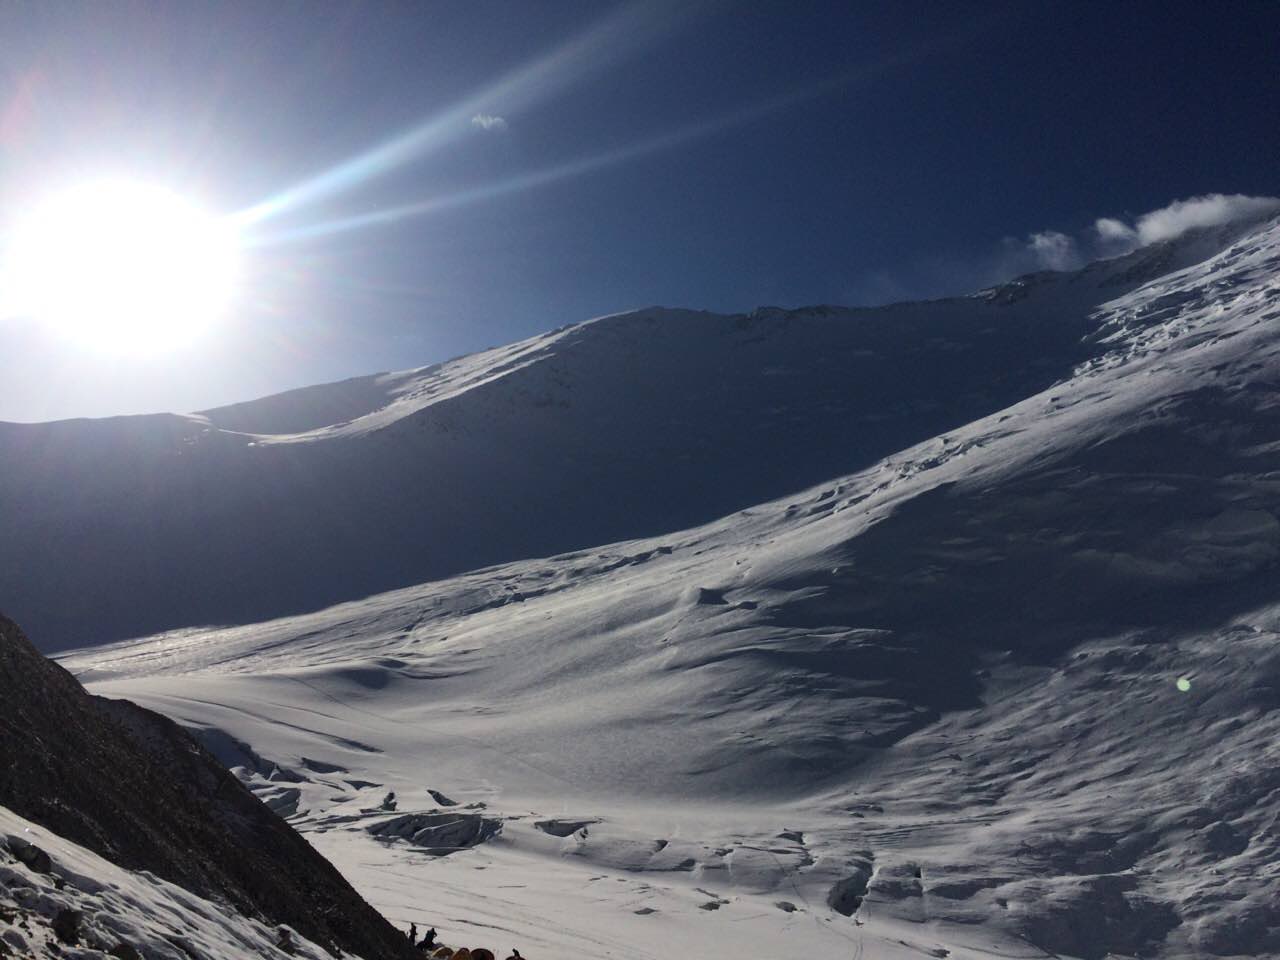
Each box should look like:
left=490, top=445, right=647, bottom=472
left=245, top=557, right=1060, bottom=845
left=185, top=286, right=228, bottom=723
left=1017, top=193, right=1280, bottom=272
left=471, top=114, right=508, bottom=132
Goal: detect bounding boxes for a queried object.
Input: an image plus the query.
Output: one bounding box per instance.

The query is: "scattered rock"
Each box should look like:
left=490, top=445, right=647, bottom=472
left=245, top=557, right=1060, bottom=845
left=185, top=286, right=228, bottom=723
left=52, top=908, right=80, bottom=946
left=1202, top=820, right=1248, bottom=857
left=5, top=837, right=52, bottom=875
left=261, top=786, right=302, bottom=818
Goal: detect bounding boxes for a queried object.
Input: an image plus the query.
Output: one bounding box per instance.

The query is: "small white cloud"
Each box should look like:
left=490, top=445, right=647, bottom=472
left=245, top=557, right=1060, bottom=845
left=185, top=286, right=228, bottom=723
left=1026, top=230, right=1081, bottom=271
left=1093, top=216, right=1140, bottom=256
left=1094, top=216, right=1137, bottom=243
left=471, top=113, right=508, bottom=132
left=1131, top=193, right=1280, bottom=246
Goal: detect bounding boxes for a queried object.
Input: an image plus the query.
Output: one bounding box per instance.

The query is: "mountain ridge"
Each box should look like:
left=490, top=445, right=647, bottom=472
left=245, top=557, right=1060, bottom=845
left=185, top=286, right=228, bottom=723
left=8, top=216, right=1273, bottom=651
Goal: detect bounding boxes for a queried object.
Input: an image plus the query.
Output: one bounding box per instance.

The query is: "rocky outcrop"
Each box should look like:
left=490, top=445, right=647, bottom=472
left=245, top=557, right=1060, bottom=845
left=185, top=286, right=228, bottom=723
left=0, top=614, right=417, bottom=960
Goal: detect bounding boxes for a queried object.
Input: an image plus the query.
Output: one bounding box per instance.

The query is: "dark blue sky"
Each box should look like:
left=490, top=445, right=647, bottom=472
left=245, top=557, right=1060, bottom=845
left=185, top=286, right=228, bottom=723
left=1, top=1, right=1277, bottom=421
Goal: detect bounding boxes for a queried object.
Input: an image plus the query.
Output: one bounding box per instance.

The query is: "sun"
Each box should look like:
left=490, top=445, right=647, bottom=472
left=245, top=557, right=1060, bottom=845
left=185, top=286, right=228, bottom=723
left=2, top=180, right=239, bottom=352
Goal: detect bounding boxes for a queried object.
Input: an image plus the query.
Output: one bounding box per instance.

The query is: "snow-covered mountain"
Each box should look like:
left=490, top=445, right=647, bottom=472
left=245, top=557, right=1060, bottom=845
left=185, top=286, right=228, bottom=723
left=1, top=219, right=1260, bottom=651
left=50, top=212, right=1280, bottom=959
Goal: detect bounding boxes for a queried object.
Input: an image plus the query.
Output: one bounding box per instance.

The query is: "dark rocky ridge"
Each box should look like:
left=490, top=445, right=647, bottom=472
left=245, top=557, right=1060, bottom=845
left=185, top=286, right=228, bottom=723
left=0, top=613, right=417, bottom=960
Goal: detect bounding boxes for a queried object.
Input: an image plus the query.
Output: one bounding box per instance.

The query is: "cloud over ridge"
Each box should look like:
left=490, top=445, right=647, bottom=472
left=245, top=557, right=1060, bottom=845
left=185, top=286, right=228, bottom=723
left=1016, top=192, right=1280, bottom=273
left=1119, top=193, right=1280, bottom=247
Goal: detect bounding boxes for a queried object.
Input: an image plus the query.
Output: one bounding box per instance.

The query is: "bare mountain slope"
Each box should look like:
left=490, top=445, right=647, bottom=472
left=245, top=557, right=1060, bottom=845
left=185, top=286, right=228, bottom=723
left=65, top=216, right=1280, bottom=958
left=3, top=220, right=1261, bottom=650
left=0, top=614, right=418, bottom=960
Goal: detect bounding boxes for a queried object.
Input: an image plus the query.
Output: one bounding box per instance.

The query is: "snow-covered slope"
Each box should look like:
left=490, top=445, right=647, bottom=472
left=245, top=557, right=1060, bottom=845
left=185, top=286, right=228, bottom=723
left=63, top=215, right=1280, bottom=958
left=4, top=219, right=1262, bottom=651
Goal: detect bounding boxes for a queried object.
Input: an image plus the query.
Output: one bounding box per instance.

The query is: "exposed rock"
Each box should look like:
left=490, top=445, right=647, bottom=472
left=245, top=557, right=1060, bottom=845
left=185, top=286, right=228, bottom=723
left=5, top=837, right=51, bottom=875
left=51, top=908, right=80, bottom=945
left=0, top=614, right=417, bottom=960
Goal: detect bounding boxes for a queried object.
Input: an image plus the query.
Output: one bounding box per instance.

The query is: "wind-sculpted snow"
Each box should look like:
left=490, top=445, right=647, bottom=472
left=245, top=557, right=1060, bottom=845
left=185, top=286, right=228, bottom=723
left=7, top=218, right=1268, bottom=651
left=62, top=215, right=1280, bottom=957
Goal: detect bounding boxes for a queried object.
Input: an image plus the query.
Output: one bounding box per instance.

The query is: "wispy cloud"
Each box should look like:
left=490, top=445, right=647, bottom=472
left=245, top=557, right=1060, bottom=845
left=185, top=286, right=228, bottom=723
left=1007, top=193, right=1280, bottom=275
left=1026, top=230, right=1082, bottom=271
left=992, top=229, right=1081, bottom=279
left=1109, top=193, right=1280, bottom=251
left=872, top=192, right=1280, bottom=307
left=1093, top=216, right=1138, bottom=255
left=471, top=114, right=508, bottom=132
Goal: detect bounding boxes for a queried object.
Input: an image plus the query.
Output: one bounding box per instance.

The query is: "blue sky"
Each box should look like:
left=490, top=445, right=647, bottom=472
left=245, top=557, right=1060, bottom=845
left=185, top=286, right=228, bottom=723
left=1, top=1, right=1277, bottom=421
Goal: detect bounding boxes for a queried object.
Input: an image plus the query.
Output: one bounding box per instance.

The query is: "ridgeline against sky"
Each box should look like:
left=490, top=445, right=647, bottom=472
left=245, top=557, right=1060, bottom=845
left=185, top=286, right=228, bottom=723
left=0, top=1, right=1277, bottom=421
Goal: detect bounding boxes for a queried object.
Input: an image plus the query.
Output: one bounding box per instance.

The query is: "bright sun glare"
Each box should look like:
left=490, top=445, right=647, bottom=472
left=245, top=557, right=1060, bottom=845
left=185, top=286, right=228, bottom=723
left=3, top=181, right=238, bottom=351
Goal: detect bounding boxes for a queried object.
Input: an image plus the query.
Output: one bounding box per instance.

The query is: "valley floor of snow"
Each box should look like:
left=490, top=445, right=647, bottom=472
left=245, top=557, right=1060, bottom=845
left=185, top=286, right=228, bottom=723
left=63, top=650, right=1060, bottom=960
